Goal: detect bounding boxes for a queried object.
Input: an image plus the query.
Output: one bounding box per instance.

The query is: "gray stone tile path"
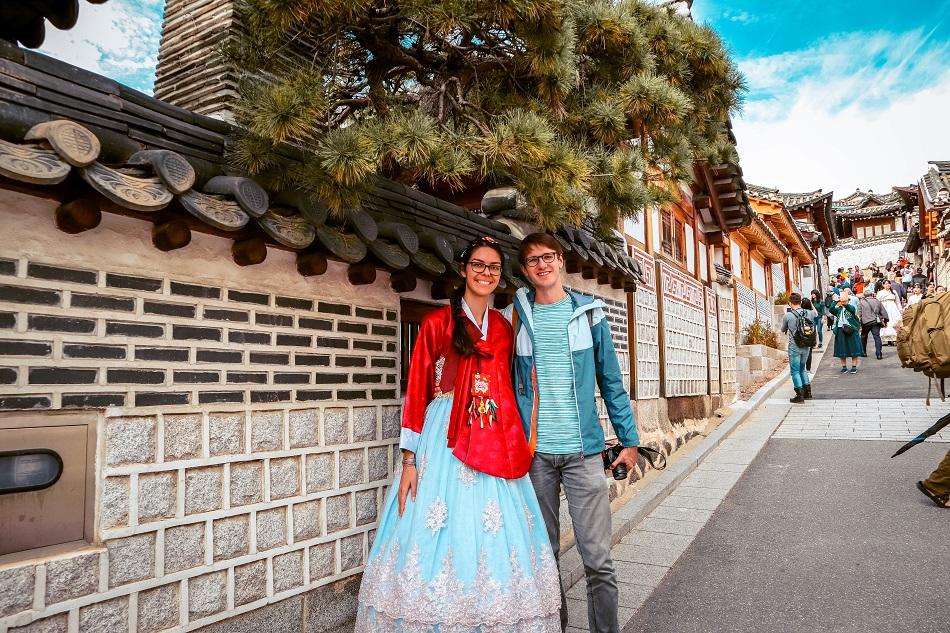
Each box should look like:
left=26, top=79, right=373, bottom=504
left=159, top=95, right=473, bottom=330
left=564, top=398, right=794, bottom=632
left=564, top=341, right=949, bottom=632
left=772, top=398, right=950, bottom=442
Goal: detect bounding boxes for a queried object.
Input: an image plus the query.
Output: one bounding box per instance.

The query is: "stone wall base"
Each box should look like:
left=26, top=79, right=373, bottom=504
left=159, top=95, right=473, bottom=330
left=194, top=576, right=360, bottom=633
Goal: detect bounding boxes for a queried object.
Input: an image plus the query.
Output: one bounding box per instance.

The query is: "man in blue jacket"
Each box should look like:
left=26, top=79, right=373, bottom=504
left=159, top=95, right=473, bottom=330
left=505, top=232, right=639, bottom=633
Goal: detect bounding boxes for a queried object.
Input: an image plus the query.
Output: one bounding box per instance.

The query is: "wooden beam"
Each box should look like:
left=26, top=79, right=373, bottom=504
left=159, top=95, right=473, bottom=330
left=231, top=237, right=267, bottom=266
left=55, top=198, right=101, bottom=234
left=390, top=270, right=417, bottom=293
left=153, top=220, right=192, bottom=252
left=296, top=252, right=328, bottom=277
left=347, top=261, right=377, bottom=285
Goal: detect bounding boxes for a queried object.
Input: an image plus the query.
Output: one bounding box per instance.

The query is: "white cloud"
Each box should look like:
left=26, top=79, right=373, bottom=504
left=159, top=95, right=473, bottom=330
left=734, top=30, right=950, bottom=196
left=37, top=0, right=163, bottom=94
left=723, top=10, right=757, bottom=25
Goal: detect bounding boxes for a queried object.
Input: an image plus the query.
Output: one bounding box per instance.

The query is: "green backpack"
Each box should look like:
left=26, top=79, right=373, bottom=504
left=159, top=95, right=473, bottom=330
left=898, top=293, right=950, bottom=402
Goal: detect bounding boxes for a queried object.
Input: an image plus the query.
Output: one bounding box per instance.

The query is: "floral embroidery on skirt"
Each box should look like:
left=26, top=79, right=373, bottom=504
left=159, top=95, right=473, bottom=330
left=356, top=396, right=560, bottom=633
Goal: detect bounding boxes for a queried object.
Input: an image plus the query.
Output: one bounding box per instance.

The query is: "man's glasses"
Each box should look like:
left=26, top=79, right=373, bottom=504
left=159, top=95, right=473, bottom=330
left=467, top=260, right=502, bottom=275
left=524, top=252, right=558, bottom=267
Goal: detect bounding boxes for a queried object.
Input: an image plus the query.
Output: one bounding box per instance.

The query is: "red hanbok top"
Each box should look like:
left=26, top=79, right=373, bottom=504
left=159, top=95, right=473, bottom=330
left=400, top=305, right=532, bottom=479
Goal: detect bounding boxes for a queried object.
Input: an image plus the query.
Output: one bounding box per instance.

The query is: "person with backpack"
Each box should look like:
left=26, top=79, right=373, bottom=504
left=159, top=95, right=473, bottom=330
left=810, top=289, right=825, bottom=349
left=858, top=289, right=888, bottom=359
left=781, top=292, right=817, bottom=403
left=830, top=293, right=863, bottom=373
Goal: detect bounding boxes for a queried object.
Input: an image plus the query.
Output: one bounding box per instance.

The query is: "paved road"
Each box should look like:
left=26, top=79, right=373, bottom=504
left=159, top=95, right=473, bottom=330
left=614, top=346, right=950, bottom=633
left=624, top=440, right=949, bottom=633
left=811, top=331, right=929, bottom=399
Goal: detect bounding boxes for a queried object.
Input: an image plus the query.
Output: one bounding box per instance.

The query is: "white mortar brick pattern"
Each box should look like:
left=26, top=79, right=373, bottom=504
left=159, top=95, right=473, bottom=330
left=0, top=256, right=401, bottom=632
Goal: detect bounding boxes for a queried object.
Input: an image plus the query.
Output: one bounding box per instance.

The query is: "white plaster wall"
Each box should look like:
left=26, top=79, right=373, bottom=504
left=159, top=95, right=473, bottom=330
left=828, top=238, right=906, bottom=272
left=0, top=191, right=396, bottom=308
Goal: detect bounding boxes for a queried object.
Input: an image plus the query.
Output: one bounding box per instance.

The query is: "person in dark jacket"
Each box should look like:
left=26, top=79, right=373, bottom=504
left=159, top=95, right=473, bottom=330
left=858, top=289, right=888, bottom=359
left=829, top=292, right=862, bottom=373
left=912, top=267, right=928, bottom=288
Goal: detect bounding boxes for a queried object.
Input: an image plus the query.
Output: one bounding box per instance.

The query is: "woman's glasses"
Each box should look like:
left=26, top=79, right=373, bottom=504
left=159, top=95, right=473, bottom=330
left=467, top=260, right=502, bottom=275
left=523, top=252, right=558, bottom=267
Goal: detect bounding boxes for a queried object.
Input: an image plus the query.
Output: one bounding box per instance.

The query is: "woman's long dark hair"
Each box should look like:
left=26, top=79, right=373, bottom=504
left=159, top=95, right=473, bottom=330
left=451, top=237, right=506, bottom=356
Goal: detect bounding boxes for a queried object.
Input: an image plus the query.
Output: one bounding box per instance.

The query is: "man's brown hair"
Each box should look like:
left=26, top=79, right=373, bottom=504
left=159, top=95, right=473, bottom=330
left=518, top=232, right=563, bottom=264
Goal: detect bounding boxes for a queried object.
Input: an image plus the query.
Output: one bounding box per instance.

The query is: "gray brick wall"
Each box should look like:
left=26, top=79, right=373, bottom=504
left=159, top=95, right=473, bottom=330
left=0, top=256, right=401, bottom=632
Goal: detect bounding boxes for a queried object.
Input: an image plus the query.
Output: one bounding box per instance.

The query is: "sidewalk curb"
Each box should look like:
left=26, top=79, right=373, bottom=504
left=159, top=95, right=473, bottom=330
left=560, top=364, right=792, bottom=590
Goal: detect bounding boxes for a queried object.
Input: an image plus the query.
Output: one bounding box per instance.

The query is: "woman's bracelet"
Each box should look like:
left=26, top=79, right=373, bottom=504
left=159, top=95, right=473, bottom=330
left=402, top=457, right=416, bottom=467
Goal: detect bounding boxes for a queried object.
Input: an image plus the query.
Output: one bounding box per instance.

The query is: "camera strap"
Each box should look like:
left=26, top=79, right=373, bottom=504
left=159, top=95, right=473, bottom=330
left=638, top=446, right=667, bottom=470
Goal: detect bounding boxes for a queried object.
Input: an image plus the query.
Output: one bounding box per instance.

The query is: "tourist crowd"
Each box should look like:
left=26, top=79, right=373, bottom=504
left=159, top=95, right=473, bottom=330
left=780, top=259, right=942, bottom=403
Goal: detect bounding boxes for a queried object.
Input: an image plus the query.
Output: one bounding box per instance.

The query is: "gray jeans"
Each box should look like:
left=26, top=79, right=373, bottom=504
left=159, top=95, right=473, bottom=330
left=529, top=452, right=619, bottom=633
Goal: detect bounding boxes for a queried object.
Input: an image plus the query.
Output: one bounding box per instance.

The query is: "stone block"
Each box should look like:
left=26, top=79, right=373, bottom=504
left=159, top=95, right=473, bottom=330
left=230, top=460, right=263, bottom=506
left=189, top=571, right=227, bottom=620
left=0, top=566, right=34, bottom=617
left=163, top=414, right=203, bottom=461
left=322, top=408, right=349, bottom=445
left=164, top=522, right=205, bottom=573
left=289, top=409, right=319, bottom=448
left=352, top=407, right=377, bottom=442
left=256, top=507, right=287, bottom=551
left=10, top=614, right=68, bottom=633
left=309, top=542, right=336, bottom=581
left=78, top=596, right=129, bottom=633
left=45, top=552, right=99, bottom=604
left=213, top=515, right=249, bottom=561
left=251, top=411, right=284, bottom=452
left=340, top=534, right=363, bottom=571
left=138, top=471, right=177, bottom=523
left=367, top=447, right=390, bottom=481
left=138, top=583, right=180, bottom=633
left=209, top=413, right=244, bottom=455
left=355, top=490, right=378, bottom=526
left=325, top=493, right=351, bottom=533
left=105, top=416, right=157, bottom=467
left=270, top=456, right=301, bottom=499
left=107, top=532, right=155, bottom=587
left=381, top=406, right=400, bottom=440
left=101, top=476, right=130, bottom=529
left=292, top=500, right=321, bottom=542
left=273, top=549, right=304, bottom=593
left=305, top=452, right=334, bottom=493
left=233, top=560, right=267, bottom=607
left=185, top=466, right=223, bottom=514
left=338, top=449, right=365, bottom=487
left=191, top=594, right=302, bottom=633
left=304, top=576, right=360, bottom=633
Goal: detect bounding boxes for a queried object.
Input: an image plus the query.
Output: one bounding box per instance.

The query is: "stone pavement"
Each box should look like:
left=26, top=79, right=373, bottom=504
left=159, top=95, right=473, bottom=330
left=563, top=339, right=950, bottom=633
left=564, top=396, right=794, bottom=632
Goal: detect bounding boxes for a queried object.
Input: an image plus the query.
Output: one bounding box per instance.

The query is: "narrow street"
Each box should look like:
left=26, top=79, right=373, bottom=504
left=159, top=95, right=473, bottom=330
left=569, top=340, right=950, bottom=633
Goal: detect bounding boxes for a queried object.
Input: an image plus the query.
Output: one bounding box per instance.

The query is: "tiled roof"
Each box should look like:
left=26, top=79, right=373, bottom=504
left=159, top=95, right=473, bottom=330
left=834, top=202, right=904, bottom=219
left=827, top=231, right=909, bottom=252
left=780, top=190, right=827, bottom=207
left=0, top=0, right=106, bottom=48
left=920, top=162, right=950, bottom=209
left=0, top=42, right=642, bottom=291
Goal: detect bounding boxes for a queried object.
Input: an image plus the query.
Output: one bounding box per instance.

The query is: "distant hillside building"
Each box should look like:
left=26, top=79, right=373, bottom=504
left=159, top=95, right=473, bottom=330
left=827, top=188, right=914, bottom=271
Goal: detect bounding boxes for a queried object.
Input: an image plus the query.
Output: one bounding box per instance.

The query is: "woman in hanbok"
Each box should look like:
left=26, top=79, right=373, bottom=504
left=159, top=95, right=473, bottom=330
left=877, top=279, right=903, bottom=345
left=356, top=237, right=561, bottom=633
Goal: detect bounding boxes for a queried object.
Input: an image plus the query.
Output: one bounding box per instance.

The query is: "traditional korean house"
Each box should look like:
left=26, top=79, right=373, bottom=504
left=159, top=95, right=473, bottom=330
left=827, top=188, right=913, bottom=272
left=907, top=162, right=950, bottom=284
left=746, top=186, right=817, bottom=301
left=0, top=4, right=746, bottom=633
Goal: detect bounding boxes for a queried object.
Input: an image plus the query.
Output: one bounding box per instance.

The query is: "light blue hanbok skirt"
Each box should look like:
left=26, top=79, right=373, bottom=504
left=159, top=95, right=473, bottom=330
left=356, top=395, right=561, bottom=633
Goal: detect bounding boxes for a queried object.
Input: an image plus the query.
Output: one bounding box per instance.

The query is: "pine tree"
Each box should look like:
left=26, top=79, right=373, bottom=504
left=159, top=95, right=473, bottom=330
left=225, top=0, right=745, bottom=234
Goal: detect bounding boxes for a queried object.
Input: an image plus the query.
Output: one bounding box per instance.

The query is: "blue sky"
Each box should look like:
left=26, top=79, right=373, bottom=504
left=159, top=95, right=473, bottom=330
left=36, top=0, right=950, bottom=198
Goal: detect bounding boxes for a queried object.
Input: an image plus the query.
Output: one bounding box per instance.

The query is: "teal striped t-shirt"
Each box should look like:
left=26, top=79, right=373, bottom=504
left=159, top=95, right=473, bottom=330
left=532, top=296, right=582, bottom=453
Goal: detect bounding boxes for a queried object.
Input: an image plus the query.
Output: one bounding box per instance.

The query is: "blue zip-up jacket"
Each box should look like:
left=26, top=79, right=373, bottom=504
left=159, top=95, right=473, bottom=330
left=503, top=287, right=639, bottom=455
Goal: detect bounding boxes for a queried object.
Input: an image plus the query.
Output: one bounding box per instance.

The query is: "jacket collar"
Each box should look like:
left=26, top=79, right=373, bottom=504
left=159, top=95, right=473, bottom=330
left=514, top=287, right=607, bottom=335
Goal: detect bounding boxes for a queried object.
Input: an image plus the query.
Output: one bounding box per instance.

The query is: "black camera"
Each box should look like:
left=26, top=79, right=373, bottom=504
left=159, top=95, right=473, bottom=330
left=602, top=444, right=628, bottom=481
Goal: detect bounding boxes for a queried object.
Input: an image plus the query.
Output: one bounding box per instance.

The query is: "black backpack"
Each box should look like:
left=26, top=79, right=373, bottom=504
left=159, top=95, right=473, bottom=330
left=792, top=308, right=817, bottom=348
